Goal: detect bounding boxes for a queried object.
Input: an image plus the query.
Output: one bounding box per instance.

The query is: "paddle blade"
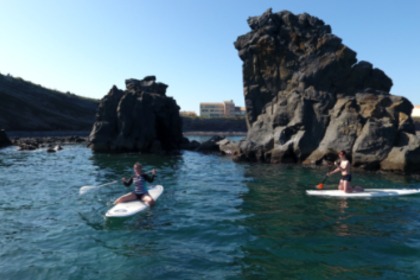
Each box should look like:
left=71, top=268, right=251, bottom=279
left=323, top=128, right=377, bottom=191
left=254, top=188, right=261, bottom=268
left=79, top=185, right=98, bottom=195
left=316, top=183, right=324, bottom=189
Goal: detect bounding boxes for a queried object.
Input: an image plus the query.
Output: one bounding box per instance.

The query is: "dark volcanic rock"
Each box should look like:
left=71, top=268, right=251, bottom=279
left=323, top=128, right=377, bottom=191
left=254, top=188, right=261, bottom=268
left=0, top=129, right=12, bottom=148
left=195, top=135, right=225, bottom=152
left=88, top=76, right=185, bottom=153
left=232, top=9, right=420, bottom=173
left=11, top=135, right=87, bottom=151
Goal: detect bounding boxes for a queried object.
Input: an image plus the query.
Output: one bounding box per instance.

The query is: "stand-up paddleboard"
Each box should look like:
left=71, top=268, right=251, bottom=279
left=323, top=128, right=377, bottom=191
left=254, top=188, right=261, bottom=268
left=306, top=188, right=420, bottom=198
left=105, top=185, right=164, bottom=218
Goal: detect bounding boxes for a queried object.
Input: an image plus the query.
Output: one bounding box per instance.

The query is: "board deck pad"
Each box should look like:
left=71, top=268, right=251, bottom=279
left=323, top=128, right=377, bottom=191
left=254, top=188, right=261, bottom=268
left=105, top=185, right=164, bottom=218
left=306, top=188, right=420, bottom=198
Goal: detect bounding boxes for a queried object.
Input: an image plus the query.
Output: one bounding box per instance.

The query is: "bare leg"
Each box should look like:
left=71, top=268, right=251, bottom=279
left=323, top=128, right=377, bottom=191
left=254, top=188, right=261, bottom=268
left=338, top=179, right=344, bottom=191
left=114, top=192, right=137, bottom=204
left=343, top=180, right=352, bottom=193
left=142, top=194, right=155, bottom=207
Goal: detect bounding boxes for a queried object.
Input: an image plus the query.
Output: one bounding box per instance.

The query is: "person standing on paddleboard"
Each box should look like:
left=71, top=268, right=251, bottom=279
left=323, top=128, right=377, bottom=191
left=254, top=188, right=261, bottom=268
left=113, top=162, right=157, bottom=206
left=327, top=151, right=363, bottom=193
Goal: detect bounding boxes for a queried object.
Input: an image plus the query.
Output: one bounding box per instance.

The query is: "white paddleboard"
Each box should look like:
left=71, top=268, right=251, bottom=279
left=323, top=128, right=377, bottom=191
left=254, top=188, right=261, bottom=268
left=306, top=188, right=420, bottom=198
left=105, top=185, right=164, bottom=218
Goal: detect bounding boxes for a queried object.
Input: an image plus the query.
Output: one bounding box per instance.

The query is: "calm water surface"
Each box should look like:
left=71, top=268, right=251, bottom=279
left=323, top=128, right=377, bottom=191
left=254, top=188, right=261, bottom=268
left=1, top=138, right=420, bottom=280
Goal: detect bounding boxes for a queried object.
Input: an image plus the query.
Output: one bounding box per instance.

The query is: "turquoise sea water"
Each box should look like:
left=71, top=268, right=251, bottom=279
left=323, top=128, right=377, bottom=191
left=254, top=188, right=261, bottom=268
left=1, top=136, right=420, bottom=280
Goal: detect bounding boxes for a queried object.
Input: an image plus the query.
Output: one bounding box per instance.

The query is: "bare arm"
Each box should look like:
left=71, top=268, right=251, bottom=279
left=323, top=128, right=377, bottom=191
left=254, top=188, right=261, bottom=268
left=141, top=169, right=157, bottom=182
left=327, top=161, right=347, bottom=176
left=122, top=177, right=133, bottom=187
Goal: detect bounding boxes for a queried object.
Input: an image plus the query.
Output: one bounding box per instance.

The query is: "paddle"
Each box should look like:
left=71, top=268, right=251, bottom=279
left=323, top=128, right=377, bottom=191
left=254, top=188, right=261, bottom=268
left=316, top=161, right=340, bottom=189
left=316, top=176, right=328, bottom=189
left=79, top=169, right=157, bottom=196
left=79, top=180, right=118, bottom=195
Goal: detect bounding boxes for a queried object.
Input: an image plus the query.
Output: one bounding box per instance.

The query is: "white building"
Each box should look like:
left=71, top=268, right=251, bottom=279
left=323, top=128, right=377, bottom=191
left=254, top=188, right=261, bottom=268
left=413, top=105, right=420, bottom=117
left=200, top=100, right=245, bottom=118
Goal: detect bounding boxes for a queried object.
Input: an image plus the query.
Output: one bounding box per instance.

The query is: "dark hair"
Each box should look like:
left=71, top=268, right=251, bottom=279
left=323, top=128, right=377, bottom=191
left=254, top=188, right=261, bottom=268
left=339, top=150, right=346, bottom=156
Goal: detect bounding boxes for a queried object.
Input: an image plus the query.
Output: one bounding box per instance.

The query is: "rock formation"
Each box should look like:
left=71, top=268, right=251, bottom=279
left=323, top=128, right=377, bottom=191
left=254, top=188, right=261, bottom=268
left=232, top=9, right=420, bottom=173
left=88, top=76, right=185, bottom=153
left=0, top=129, right=12, bottom=148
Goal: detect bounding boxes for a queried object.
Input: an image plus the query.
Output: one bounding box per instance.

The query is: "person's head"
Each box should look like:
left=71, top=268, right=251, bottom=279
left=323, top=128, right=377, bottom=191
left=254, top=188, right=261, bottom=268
left=133, top=162, right=142, bottom=174
left=338, top=150, right=347, bottom=159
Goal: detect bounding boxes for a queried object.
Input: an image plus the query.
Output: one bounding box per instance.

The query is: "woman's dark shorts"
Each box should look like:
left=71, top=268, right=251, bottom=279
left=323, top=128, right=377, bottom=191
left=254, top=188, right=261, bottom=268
left=135, top=192, right=149, bottom=200
left=341, top=174, right=352, bottom=182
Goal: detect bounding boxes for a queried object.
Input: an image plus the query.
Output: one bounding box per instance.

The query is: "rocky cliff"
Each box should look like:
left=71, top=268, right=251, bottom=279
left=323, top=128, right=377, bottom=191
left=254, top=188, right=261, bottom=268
left=0, top=73, right=98, bottom=131
left=88, top=76, right=186, bottom=153
left=233, top=9, right=420, bottom=173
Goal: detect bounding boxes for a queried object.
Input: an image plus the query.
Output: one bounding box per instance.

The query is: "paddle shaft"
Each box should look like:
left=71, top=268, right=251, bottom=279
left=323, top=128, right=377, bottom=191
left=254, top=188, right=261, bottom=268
left=80, top=180, right=117, bottom=189
left=83, top=170, right=156, bottom=189
left=315, top=167, right=336, bottom=189
left=96, top=180, right=118, bottom=187
left=79, top=180, right=118, bottom=195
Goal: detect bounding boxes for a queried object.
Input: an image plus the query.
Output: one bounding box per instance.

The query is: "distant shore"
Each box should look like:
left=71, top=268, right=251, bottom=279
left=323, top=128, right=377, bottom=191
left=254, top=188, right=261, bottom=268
left=7, top=130, right=247, bottom=139
left=6, top=129, right=419, bottom=140
left=7, top=130, right=90, bottom=138
left=183, top=131, right=246, bottom=136
left=3, top=130, right=246, bottom=151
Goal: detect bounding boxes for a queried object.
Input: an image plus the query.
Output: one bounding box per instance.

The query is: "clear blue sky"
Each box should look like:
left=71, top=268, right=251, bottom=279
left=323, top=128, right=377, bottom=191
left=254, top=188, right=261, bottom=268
left=1, top=0, right=419, bottom=113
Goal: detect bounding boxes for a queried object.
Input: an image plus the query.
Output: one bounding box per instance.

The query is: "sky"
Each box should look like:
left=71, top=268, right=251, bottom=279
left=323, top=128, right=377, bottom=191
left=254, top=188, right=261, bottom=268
left=1, top=0, right=419, bottom=113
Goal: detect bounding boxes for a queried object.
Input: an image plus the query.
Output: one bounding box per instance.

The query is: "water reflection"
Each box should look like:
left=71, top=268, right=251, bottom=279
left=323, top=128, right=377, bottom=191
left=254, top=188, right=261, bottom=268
left=334, top=199, right=351, bottom=237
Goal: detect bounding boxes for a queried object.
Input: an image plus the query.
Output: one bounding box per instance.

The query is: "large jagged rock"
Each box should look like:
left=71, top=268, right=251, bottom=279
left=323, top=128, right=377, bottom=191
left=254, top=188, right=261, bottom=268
left=232, top=9, right=420, bottom=173
left=88, top=76, right=185, bottom=153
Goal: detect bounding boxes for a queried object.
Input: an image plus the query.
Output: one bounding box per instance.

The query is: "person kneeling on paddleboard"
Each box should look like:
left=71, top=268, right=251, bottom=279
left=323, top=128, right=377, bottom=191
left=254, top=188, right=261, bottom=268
left=327, top=150, right=363, bottom=193
left=113, top=162, right=157, bottom=206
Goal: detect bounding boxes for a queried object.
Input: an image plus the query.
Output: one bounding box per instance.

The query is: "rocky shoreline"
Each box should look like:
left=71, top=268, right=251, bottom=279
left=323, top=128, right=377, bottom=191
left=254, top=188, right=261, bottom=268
left=183, top=131, right=246, bottom=136
left=3, top=129, right=419, bottom=153
left=0, top=130, right=86, bottom=151
left=6, top=130, right=90, bottom=138
left=2, top=130, right=245, bottom=152
left=11, top=136, right=87, bottom=151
